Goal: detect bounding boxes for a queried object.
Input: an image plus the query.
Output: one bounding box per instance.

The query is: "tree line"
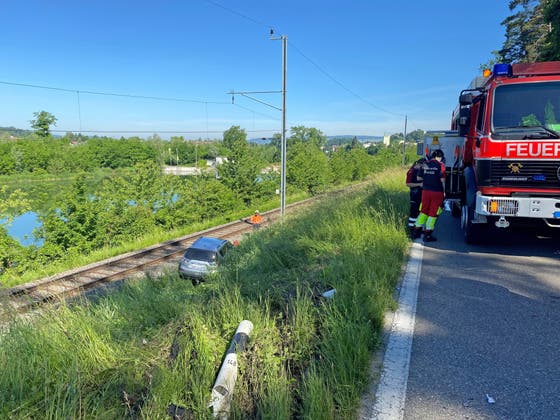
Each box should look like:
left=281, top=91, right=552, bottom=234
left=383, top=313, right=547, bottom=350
left=484, top=0, right=560, bottom=66
left=0, top=122, right=412, bottom=282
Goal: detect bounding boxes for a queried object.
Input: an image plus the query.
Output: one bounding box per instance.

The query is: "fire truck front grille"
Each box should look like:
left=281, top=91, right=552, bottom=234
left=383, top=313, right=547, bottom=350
left=478, top=160, right=560, bottom=189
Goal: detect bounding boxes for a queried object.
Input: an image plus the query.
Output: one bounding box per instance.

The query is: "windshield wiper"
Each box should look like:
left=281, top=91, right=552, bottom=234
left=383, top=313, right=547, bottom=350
left=493, top=125, right=560, bottom=139
left=521, top=125, right=560, bottom=139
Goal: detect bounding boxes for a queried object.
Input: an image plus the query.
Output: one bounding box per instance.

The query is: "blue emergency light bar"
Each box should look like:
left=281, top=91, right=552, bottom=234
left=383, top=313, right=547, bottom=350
left=492, top=63, right=513, bottom=76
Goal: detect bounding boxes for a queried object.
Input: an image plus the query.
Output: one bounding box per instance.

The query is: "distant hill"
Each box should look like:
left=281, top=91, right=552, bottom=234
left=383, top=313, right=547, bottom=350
left=0, top=126, right=32, bottom=139
left=249, top=135, right=383, bottom=145
left=327, top=135, right=383, bottom=142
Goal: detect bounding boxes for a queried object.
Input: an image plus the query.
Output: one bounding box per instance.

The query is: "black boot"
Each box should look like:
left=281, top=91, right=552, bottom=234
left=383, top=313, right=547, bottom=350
left=411, top=227, right=422, bottom=239
left=407, top=226, right=415, bottom=238
left=423, top=230, right=437, bottom=242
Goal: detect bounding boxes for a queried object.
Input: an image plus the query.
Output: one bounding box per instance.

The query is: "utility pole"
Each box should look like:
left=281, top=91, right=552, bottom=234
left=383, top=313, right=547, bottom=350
left=278, top=35, right=288, bottom=216
left=229, top=31, right=287, bottom=215
left=402, top=114, right=408, bottom=167
left=269, top=31, right=287, bottom=215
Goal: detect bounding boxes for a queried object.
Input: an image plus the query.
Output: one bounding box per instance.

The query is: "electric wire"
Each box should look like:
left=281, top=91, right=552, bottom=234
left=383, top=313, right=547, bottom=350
left=1, top=79, right=280, bottom=136
left=234, top=103, right=281, bottom=121
left=201, top=0, right=272, bottom=28
left=50, top=129, right=278, bottom=134
left=288, top=42, right=405, bottom=118
left=200, top=0, right=409, bottom=121
left=0, top=80, right=229, bottom=105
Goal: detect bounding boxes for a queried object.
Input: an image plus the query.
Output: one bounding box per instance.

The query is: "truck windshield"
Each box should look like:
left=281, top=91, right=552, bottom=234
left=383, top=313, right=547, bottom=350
left=492, top=81, right=560, bottom=139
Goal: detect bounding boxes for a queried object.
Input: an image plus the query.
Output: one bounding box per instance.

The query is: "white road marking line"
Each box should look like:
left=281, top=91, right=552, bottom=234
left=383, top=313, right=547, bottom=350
left=370, top=240, right=424, bottom=419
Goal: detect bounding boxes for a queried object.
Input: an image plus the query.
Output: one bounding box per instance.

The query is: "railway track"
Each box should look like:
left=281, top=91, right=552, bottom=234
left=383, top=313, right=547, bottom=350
left=0, top=199, right=314, bottom=316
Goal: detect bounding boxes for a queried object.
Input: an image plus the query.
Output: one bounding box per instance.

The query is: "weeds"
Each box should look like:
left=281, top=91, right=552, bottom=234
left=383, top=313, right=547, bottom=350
left=0, top=167, right=409, bottom=419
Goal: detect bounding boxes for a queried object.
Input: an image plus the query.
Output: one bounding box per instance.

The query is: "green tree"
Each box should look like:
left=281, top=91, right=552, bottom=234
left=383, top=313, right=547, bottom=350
left=219, top=126, right=262, bottom=204
left=496, top=0, right=545, bottom=63
left=30, top=111, right=57, bottom=137
left=288, top=126, right=327, bottom=148
left=222, top=125, right=247, bottom=151
left=38, top=174, right=101, bottom=257
left=406, top=129, right=425, bottom=143
left=390, top=133, right=404, bottom=144
left=0, top=187, right=32, bottom=275
left=268, top=133, right=282, bottom=162
left=539, top=0, right=560, bottom=60
left=347, top=136, right=361, bottom=150
left=329, top=148, right=353, bottom=184
left=287, top=140, right=331, bottom=195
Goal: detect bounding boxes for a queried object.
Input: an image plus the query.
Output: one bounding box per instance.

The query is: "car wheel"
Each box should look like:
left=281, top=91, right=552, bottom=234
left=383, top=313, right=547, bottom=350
left=191, top=278, right=201, bottom=286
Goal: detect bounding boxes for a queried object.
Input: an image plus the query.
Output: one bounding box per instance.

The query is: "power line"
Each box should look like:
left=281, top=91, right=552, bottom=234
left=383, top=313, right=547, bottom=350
left=288, top=42, right=405, bottom=118
left=50, top=129, right=279, bottom=134
left=202, top=0, right=271, bottom=29
left=201, top=0, right=407, bottom=120
left=0, top=80, right=229, bottom=105
left=233, top=103, right=281, bottom=121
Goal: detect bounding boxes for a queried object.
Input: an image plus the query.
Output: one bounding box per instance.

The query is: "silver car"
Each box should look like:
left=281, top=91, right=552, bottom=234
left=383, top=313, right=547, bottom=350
left=178, top=237, right=232, bottom=285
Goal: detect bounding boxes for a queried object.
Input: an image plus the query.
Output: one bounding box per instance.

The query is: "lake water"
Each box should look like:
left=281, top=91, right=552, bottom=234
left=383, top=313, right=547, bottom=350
left=3, top=194, right=181, bottom=248
left=2, top=211, right=43, bottom=247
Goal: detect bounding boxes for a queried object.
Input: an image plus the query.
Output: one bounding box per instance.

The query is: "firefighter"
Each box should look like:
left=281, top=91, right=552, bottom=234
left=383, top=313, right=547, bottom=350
left=405, top=158, right=425, bottom=235
left=412, top=150, right=445, bottom=241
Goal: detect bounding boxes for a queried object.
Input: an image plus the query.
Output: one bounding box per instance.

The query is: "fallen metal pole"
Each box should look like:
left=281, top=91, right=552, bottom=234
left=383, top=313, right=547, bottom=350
left=208, top=320, right=254, bottom=419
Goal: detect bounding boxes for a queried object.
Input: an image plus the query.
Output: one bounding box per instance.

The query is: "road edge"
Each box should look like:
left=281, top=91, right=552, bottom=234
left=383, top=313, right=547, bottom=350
left=359, top=240, right=424, bottom=419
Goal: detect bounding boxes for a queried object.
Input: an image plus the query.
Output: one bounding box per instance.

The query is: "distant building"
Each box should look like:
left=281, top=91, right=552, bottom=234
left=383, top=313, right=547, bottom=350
left=162, top=165, right=201, bottom=176
left=383, top=134, right=391, bottom=146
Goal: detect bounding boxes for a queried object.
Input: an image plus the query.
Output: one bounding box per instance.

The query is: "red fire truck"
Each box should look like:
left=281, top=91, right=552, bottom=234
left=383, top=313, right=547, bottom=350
left=434, top=62, right=560, bottom=243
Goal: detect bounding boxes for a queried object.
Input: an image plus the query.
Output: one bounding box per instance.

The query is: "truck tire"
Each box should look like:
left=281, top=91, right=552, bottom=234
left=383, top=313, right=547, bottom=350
left=451, top=201, right=462, bottom=217
left=461, top=205, right=482, bottom=244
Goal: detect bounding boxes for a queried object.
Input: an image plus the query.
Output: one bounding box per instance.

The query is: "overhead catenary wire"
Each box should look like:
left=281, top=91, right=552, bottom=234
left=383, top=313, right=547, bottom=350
left=201, top=0, right=272, bottom=28
left=233, top=103, right=281, bottom=121
left=201, top=0, right=412, bottom=123
left=0, top=80, right=229, bottom=105
left=1, top=79, right=280, bottom=137
left=288, top=42, right=405, bottom=118
left=50, top=129, right=278, bottom=134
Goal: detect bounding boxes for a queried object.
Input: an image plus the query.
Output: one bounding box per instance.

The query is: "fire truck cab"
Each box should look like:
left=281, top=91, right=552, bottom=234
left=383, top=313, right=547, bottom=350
left=451, top=62, right=560, bottom=243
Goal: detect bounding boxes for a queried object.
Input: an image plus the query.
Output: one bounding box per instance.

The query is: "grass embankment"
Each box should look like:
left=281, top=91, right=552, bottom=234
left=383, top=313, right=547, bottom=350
left=0, top=168, right=409, bottom=419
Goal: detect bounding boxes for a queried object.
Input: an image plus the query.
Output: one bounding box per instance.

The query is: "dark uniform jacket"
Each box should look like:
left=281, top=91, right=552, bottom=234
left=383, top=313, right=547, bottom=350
left=419, top=159, right=445, bottom=192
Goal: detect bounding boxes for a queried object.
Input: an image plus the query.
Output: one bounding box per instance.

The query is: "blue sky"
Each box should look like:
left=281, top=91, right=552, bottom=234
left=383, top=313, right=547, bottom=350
left=1, top=1, right=510, bottom=139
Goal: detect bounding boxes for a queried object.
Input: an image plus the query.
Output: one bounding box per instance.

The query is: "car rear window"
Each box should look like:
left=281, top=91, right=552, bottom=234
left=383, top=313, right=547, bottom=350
left=184, top=248, right=217, bottom=262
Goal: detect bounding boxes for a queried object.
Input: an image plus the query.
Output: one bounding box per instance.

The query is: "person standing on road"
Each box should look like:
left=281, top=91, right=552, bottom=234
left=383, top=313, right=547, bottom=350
left=406, top=158, right=425, bottom=236
left=412, top=150, right=445, bottom=242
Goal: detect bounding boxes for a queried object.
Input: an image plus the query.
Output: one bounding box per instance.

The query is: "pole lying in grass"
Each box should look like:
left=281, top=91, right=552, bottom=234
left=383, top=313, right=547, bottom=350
left=208, top=320, right=254, bottom=419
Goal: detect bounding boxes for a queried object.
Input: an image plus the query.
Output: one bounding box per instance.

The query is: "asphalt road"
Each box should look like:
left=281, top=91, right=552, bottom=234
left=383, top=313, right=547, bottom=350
left=404, top=212, right=560, bottom=420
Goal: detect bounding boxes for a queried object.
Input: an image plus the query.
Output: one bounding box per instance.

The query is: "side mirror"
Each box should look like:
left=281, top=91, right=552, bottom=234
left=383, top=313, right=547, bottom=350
left=459, top=93, right=474, bottom=106
left=416, top=142, right=424, bottom=156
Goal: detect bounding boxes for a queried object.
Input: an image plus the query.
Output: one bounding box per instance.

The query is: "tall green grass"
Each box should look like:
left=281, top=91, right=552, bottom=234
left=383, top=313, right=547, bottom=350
left=0, top=167, right=409, bottom=419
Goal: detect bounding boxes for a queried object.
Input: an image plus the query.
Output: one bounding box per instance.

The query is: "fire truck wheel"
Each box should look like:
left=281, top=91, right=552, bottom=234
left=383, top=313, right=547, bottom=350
left=451, top=201, right=461, bottom=217
left=461, top=205, right=481, bottom=244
